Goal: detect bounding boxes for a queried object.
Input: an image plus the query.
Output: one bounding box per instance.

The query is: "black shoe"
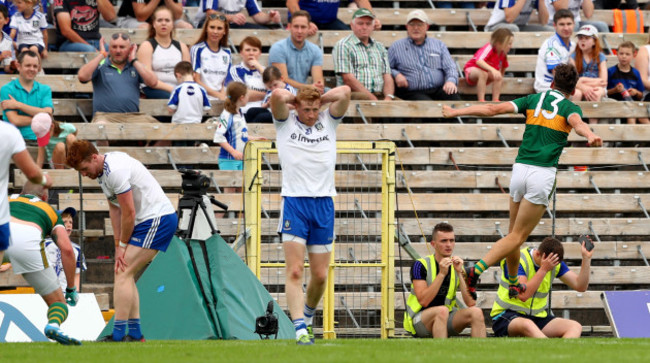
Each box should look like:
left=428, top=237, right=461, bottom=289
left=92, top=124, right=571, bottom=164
left=98, top=334, right=122, bottom=342
left=508, top=283, right=527, bottom=299
left=123, top=335, right=146, bottom=342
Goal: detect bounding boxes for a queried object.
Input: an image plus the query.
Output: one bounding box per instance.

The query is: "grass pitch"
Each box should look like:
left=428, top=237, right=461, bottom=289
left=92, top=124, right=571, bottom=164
left=1, top=338, right=649, bottom=363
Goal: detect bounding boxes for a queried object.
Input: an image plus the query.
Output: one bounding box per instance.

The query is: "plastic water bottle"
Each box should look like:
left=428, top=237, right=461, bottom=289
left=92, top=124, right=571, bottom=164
left=619, top=83, right=634, bottom=101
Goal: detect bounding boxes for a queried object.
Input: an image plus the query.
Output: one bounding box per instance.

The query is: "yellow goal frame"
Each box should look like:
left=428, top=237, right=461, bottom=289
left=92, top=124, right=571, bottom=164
left=243, top=140, right=396, bottom=339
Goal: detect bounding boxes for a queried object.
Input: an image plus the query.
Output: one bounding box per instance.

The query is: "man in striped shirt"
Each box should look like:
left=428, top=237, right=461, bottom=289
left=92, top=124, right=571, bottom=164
left=332, top=8, right=395, bottom=101
left=388, top=10, right=459, bottom=101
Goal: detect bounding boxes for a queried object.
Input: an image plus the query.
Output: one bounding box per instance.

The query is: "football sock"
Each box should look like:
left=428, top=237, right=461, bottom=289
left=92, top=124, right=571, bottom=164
left=507, top=275, right=519, bottom=286
left=47, top=302, right=68, bottom=326
left=474, top=260, right=488, bottom=276
left=303, top=304, right=316, bottom=326
left=293, top=318, right=307, bottom=339
left=113, top=320, right=128, bottom=341
left=128, top=319, right=142, bottom=339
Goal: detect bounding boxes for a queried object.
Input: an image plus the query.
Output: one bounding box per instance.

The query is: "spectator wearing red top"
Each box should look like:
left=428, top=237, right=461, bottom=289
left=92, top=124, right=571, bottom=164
left=464, top=28, right=514, bottom=102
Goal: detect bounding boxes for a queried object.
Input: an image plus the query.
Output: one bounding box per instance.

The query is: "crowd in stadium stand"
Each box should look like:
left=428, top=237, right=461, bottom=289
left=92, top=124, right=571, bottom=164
left=0, top=0, right=647, bottom=156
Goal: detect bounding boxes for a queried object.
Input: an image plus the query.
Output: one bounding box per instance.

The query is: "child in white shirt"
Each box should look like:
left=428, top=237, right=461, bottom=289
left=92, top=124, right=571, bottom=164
left=9, top=0, right=48, bottom=59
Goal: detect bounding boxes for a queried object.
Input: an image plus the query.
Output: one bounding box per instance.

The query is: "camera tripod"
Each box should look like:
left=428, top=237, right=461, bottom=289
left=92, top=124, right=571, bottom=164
left=175, top=192, right=228, bottom=336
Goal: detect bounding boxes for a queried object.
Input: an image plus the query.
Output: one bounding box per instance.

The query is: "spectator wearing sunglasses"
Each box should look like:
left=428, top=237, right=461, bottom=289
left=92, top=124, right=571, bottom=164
left=190, top=12, right=231, bottom=101
left=193, top=0, right=280, bottom=29
left=116, top=0, right=192, bottom=30
left=77, top=32, right=159, bottom=128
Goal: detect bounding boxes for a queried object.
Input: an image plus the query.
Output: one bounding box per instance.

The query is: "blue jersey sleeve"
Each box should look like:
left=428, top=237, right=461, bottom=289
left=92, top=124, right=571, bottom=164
left=556, top=261, right=570, bottom=278
left=410, top=260, right=427, bottom=281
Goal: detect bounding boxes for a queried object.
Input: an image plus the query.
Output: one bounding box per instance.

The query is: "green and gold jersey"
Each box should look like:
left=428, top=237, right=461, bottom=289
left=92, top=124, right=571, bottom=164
left=9, top=194, right=63, bottom=239
left=511, top=90, right=583, bottom=167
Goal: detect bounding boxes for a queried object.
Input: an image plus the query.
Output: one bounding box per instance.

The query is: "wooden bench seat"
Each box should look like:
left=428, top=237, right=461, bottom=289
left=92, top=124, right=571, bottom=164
left=98, top=216, right=650, bottom=239
left=51, top=99, right=650, bottom=119
left=0, top=74, right=533, bottom=95
left=177, top=7, right=638, bottom=27
left=17, top=169, right=650, bottom=191
left=54, top=29, right=646, bottom=50
left=42, top=52, right=621, bottom=74
left=25, top=146, right=648, bottom=166
left=60, top=122, right=650, bottom=141
left=58, top=192, right=650, bottom=213
left=255, top=265, right=650, bottom=286
left=267, top=290, right=603, bottom=310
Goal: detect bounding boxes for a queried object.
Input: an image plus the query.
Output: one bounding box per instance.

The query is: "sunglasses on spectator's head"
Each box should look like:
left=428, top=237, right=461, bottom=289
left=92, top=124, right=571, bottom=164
left=207, top=13, right=227, bottom=22
left=111, top=33, right=130, bottom=41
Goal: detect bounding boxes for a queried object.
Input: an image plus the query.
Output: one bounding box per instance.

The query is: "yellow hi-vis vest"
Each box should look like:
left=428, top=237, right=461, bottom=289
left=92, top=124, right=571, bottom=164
left=490, top=247, right=561, bottom=319
left=403, top=254, right=459, bottom=335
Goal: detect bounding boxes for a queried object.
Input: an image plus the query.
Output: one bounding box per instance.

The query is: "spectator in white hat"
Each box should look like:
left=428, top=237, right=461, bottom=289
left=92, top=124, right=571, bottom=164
left=387, top=10, right=459, bottom=101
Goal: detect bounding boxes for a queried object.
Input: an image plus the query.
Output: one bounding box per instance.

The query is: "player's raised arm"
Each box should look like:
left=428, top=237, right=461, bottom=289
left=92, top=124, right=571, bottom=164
left=270, top=88, right=296, bottom=121
left=442, top=102, right=516, bottom=118
left=321, top=85, right=351, bottom=119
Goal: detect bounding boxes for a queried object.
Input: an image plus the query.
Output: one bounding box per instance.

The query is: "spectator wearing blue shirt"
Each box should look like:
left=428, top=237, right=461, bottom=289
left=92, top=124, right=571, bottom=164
left=286, top=0, right=381, bottom=36
left=607, top=41, right=649, bottom=124
left=195, top=0, right=280, bottom=29
left=268, top=11, right=324, bottom=93
left=388, top=10, right=459, bottom=101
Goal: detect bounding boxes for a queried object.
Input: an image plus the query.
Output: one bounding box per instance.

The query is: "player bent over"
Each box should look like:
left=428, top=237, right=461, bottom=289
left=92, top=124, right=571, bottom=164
left=66, top=140, right=178, bottom=342
left=404, top=223, right=486, bottom=338
left=442, top=64, right=602, bottom=299
left=5, top=181, right=80, bottom=345
left=491, top=237, right=593, bottom=338
left=270, top=85, right=351, bottom=345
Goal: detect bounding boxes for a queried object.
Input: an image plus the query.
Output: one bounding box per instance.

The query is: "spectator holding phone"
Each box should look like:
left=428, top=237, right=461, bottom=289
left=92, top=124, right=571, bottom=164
left=490, top=236, right=594, bottom=338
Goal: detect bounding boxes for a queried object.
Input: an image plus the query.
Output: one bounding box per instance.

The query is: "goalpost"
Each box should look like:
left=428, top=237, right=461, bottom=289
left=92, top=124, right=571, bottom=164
left=243, top=140, right=396, bottom=339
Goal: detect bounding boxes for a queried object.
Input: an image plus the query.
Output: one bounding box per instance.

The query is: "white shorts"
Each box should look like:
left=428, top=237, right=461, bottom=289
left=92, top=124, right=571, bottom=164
left=22, top=267, right=61, bottom=296
left=509, top=163, right=557, bottom=206
left=282, top=233, right=332, bottom=254
left=6, top=222, right=50, bottom=274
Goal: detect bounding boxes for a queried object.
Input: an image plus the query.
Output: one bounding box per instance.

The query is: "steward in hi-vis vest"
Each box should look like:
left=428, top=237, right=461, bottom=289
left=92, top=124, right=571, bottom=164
left=402, top=223, right=486, bottom=338
left=490, top=237, right=594, bottom=338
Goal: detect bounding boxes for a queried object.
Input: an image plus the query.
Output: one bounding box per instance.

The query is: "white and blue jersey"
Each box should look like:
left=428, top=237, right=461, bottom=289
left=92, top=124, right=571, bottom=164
left=227, top=62, right=265, bottom=111
left=190, top=42, right=232, bottom=100
left=534, top=33, right=575, bottom=93
left=274, top=110, right=342, bottom=197
left=201, top=0, right=260, bottom=15
left=167, top=81, right=212, bottom=124
left=213, top=109, right=249, bottom=160
left=44, top=240, right=86, bottom=291
left=486, top=0, right=537, bottom=28
left=98, top=152, right=176, bottom=225
left=10, top=10, right=48, bottom=47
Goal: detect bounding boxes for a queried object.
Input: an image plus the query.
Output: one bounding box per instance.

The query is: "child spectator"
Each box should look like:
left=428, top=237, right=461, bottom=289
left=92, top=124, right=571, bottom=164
left=261, top=65, right=298, bottom=109
left=44, top=207, right=86, bottom=292
left=47, top=119, right=77, bottom=169
left=0, top=4, right=15, bottom=73
left=168, top=61, right=212, bottom=125
left=571, top=25, right=607, bottom=123
left=607, top=42, right=649, bottom=124
left=10, top=0, right=48, bottom=59
left=213, top=81, right=263, bottom=170
left=463, top=28, right=513, bottom=102
left=246, top=65, right=298, bottom=123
